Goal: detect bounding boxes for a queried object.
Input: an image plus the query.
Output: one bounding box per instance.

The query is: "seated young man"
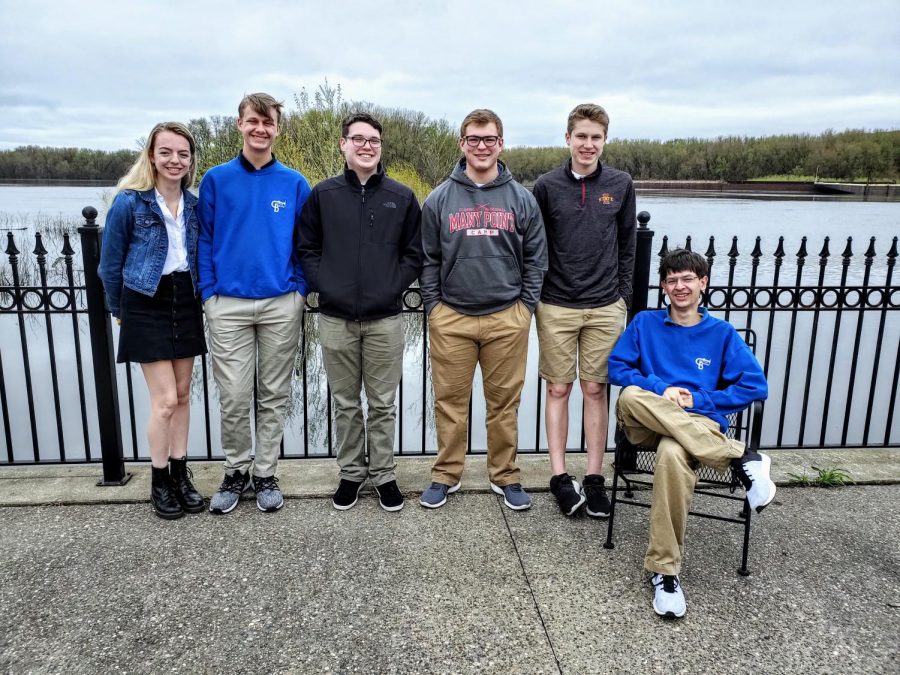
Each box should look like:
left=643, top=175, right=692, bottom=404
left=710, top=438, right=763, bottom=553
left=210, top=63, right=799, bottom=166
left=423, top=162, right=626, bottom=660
left=608, top=248, right=776, bottom=619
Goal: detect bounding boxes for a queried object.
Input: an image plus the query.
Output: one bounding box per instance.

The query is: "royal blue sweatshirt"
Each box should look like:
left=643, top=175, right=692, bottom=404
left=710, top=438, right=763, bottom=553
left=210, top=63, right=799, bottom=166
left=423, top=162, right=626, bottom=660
left=197, top=156, right=311, bottom=301
left=608, top=308, right=768, bottom=431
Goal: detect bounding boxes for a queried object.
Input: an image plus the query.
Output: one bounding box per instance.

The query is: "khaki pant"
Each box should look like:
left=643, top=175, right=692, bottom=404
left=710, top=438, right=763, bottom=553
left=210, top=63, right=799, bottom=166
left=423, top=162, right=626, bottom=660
left=319, top=313, right=403, bottom=486
left=615, top=385, right=744, bottom=576
left=428, top=302, right=531, bottom=486
left=204, top=292, right=304, bottom=477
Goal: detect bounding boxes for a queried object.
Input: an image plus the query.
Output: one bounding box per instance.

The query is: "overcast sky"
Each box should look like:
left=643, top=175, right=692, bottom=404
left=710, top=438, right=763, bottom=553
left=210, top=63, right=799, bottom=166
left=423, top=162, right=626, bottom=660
left=1, top=0, right=898, bottom=151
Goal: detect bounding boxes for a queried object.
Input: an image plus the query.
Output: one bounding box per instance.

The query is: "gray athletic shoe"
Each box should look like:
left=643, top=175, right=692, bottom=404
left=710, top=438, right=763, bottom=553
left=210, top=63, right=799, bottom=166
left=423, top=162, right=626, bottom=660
left=419, top=481, right=460, bottom=508
left=209, top=470, right=251, bottom=514
left=253, top=475, right=284, bottom=512
left=490, top=482, right=532, bottom=511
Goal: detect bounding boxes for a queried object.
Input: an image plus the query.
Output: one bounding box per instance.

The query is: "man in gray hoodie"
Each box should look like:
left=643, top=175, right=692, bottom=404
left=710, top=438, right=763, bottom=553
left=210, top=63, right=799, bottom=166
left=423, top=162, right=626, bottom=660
left=419, top=108, right=547, bottom=511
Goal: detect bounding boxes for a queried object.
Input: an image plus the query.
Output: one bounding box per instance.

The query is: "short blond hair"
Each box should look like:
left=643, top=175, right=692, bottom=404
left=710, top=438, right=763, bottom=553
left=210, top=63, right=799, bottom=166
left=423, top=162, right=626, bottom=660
left=567, top=103, right=610, bottom=135
left=238, top=92, right=284, bottom=124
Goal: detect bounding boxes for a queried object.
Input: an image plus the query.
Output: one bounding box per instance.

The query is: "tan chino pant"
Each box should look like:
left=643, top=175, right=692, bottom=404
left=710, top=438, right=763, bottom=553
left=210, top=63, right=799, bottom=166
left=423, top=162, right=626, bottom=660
left=428, top=302, right=531, bottom=486
left=615, top=385, right=745, bottom=575
left=204, top=292, right=304, bottom=478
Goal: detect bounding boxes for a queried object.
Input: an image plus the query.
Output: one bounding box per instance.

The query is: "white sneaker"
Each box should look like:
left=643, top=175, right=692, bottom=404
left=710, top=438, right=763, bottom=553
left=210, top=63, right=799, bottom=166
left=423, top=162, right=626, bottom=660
left=736, top=451, right=777, bottom=513
left=651, top=574, right=686, bottom=618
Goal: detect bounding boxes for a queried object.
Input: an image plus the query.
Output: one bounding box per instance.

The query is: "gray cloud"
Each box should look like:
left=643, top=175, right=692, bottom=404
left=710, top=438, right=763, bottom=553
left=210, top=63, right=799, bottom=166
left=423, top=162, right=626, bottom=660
left=0, top=0, right=897, bottom=150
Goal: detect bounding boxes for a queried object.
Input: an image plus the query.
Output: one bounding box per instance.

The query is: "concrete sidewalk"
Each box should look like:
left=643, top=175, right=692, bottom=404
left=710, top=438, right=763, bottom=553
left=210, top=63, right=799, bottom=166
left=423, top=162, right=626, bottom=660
left=1, top=451, right=899, bottom=673
left=1, top=447, right=898, bottom=506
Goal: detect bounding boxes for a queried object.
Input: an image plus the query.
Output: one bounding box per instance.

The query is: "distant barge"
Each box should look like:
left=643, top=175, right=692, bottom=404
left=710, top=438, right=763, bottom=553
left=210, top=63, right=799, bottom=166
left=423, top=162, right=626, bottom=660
left=633, top=180, right=899, bottom=199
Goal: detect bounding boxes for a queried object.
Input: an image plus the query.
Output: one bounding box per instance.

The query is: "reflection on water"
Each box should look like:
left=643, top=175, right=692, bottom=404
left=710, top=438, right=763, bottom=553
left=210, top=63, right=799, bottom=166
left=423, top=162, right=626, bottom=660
left=1, top=187, right=898, bottom=462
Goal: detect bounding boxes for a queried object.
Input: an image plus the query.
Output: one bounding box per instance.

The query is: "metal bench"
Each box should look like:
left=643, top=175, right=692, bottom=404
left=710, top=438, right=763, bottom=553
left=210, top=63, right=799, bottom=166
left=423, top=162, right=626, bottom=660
left=602, top=328, right=764, bottom=576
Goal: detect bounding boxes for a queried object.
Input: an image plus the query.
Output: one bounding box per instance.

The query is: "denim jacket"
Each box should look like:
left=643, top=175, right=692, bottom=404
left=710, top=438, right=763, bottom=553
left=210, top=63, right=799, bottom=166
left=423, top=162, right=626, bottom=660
left=98, top=188, right=200, bottom=318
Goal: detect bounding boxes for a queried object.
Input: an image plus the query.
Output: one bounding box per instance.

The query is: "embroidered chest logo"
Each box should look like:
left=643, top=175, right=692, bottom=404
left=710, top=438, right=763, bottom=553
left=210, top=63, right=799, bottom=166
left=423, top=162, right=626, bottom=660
left=271, top=200, right=287, bottom=213
left=383, top=201, right=397, bottom=209
left=695, top=357, right=712, bottom=370
left=600, top=193, right=615, bottom=205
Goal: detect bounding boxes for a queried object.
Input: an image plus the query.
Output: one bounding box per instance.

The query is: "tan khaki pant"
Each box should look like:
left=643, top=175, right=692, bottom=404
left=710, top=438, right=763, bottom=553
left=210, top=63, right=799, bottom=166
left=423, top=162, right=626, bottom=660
left=615, top=385, right=744, bottom=575
left=204, top=292, right=304, bottom=477
left=428, top=302, right=531, bottom=486
left=319, top=313, right=403, bottom=486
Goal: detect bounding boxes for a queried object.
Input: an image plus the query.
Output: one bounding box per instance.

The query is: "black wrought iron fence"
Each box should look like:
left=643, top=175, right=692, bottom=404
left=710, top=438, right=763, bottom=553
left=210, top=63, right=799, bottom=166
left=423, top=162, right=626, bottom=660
left=0, top=207, right=897, bottom=484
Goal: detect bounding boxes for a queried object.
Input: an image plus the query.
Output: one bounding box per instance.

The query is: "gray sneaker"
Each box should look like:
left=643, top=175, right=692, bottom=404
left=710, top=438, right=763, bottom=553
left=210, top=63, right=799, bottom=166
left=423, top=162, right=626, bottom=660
left=209, top=470, right=251, bottom=514
left=490, top=482, right=532, bottom=511
left=253, top=475, right=284, bottom=512
left=419, top=481, right=460, bottom=509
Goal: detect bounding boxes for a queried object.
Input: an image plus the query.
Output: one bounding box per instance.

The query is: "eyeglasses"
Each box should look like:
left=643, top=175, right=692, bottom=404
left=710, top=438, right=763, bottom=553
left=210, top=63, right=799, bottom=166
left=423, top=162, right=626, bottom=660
left=463, top=135, right=500, bottom=148
left=663, top=275, right=700, bottom=287
left=345, top=135, right=382, bottom=148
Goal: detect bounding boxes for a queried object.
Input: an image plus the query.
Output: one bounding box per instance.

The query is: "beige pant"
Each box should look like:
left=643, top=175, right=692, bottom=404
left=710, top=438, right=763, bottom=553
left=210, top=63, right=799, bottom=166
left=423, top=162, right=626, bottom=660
left=615, top=385, right=744, bottom=575
left=204, top=292, right=304, bottom=477
left=319, top=313, right=403, bottom=486
left=428, top=302, right=531, bottom=486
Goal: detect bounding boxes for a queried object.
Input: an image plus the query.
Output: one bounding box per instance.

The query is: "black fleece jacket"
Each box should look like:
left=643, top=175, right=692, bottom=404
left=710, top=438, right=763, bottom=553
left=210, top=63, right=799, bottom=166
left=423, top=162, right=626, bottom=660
left=532, top=159, right=636, bottom=308
left=298, top=164, right=423, bottom=321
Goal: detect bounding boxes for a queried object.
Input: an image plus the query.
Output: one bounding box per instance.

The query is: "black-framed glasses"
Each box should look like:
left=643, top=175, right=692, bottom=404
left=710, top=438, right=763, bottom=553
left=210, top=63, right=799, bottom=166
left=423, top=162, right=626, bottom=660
left=463, top=135, right=500, bottom=148
left=345, top=135, right=382, bottom=148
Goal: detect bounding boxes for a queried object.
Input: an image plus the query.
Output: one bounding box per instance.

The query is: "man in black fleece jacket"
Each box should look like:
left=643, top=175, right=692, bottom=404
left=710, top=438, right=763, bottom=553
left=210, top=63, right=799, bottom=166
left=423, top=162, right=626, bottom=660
left=419, top=108, right=547, bottom=511
left=532, top=104, right=636, bottom=519
left=298, top=112, right=422, bottom=513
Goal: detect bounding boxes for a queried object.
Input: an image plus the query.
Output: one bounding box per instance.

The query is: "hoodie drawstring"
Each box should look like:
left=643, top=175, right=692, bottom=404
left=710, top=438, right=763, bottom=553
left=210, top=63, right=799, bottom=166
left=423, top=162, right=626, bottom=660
left=581, top=181, right=586, bottom=207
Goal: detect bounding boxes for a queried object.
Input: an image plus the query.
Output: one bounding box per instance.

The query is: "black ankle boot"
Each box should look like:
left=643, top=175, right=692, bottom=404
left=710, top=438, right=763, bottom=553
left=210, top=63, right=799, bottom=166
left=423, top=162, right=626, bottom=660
left=169, top=457, right=205, bottom=513
left=151, top=466, right=184, bottom=520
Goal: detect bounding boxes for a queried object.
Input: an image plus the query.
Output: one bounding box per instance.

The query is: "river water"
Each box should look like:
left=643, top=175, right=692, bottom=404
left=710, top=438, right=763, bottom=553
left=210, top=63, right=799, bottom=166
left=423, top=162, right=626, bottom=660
left=1, top=184, right=898, bottom=462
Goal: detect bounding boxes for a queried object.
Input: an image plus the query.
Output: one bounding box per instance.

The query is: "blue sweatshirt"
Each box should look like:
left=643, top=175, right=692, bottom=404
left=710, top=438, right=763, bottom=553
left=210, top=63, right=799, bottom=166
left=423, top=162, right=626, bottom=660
left=197, top=156, right=311, bottom=301
left=608, top=308, right=768, bottom=431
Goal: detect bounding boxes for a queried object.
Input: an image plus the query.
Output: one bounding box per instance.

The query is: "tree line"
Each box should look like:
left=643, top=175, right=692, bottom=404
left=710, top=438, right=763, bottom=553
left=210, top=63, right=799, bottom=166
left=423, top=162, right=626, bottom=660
left=0, top=146, right=138, bottom=181
left=2, top=84, right=897, bottom=189
left=503, top=129, right=900, bottom=184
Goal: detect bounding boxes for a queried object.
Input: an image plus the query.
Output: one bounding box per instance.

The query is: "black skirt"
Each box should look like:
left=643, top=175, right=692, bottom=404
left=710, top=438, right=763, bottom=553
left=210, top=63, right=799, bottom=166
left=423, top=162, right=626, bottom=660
left=117, top=271, right=207, bottom=364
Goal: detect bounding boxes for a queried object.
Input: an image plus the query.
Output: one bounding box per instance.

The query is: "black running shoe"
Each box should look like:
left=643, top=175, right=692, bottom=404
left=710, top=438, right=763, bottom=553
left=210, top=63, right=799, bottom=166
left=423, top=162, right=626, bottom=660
left=583, top=474, right=611, bottom=518
left=549, top=473, right=586, bottom=516
left=374, top=480, right=405, bottom=512
left=332, top=478, right=364, bottom=511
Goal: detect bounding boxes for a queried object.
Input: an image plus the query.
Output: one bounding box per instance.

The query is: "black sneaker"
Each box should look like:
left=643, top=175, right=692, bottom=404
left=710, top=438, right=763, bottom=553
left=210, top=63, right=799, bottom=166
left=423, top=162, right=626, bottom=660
left=332, top=478, right=364, bottom=511
left=583, top=474, right=611, bottom=518
left=374, top=480, right=405, bottom=512
left=549, top=473, right=586, bottom=516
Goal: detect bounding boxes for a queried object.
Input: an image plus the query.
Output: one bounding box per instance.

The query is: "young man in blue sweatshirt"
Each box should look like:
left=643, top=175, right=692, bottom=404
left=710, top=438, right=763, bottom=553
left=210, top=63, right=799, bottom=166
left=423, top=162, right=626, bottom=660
left=608, top=249, right=775, bottom=619
left=298, top=112, right=422, bottom=513
left=198, top=93, right=311, bottom=514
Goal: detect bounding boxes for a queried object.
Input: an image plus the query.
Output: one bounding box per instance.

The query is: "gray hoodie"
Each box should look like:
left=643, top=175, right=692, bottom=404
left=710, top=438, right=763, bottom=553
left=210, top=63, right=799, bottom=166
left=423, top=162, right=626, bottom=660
left=420, top=160, right=547, bottom=316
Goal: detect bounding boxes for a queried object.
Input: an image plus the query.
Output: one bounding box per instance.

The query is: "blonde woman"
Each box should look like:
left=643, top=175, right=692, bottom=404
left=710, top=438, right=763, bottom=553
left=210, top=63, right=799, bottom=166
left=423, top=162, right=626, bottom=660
left=99, top=122, right=207, bottom=519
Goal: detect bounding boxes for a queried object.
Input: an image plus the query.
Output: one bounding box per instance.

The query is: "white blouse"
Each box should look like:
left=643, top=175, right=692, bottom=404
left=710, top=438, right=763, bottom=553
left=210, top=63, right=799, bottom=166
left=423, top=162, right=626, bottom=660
left=154, top=189, right=189, bottom=275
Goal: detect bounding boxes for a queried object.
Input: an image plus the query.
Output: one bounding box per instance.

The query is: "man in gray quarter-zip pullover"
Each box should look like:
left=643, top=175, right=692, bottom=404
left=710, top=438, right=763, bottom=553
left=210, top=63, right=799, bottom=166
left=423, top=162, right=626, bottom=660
left=418, top=108, right=548, bottom=512
left=532, top=104, right=636, bottom=520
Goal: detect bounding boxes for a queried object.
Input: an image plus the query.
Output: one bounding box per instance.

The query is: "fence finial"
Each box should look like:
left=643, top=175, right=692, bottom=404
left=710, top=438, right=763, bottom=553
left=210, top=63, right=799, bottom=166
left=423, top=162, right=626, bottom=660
left=637, top=211, right=651, bottom=228
left=82, top=206, right=98, bottom=225
left=5, top=231, right=19, bottom=257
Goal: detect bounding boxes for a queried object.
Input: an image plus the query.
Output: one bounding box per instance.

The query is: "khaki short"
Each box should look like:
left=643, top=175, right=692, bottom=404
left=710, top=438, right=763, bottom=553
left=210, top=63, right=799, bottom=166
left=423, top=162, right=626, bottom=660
left=536, top=299, right=627, bottom=384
